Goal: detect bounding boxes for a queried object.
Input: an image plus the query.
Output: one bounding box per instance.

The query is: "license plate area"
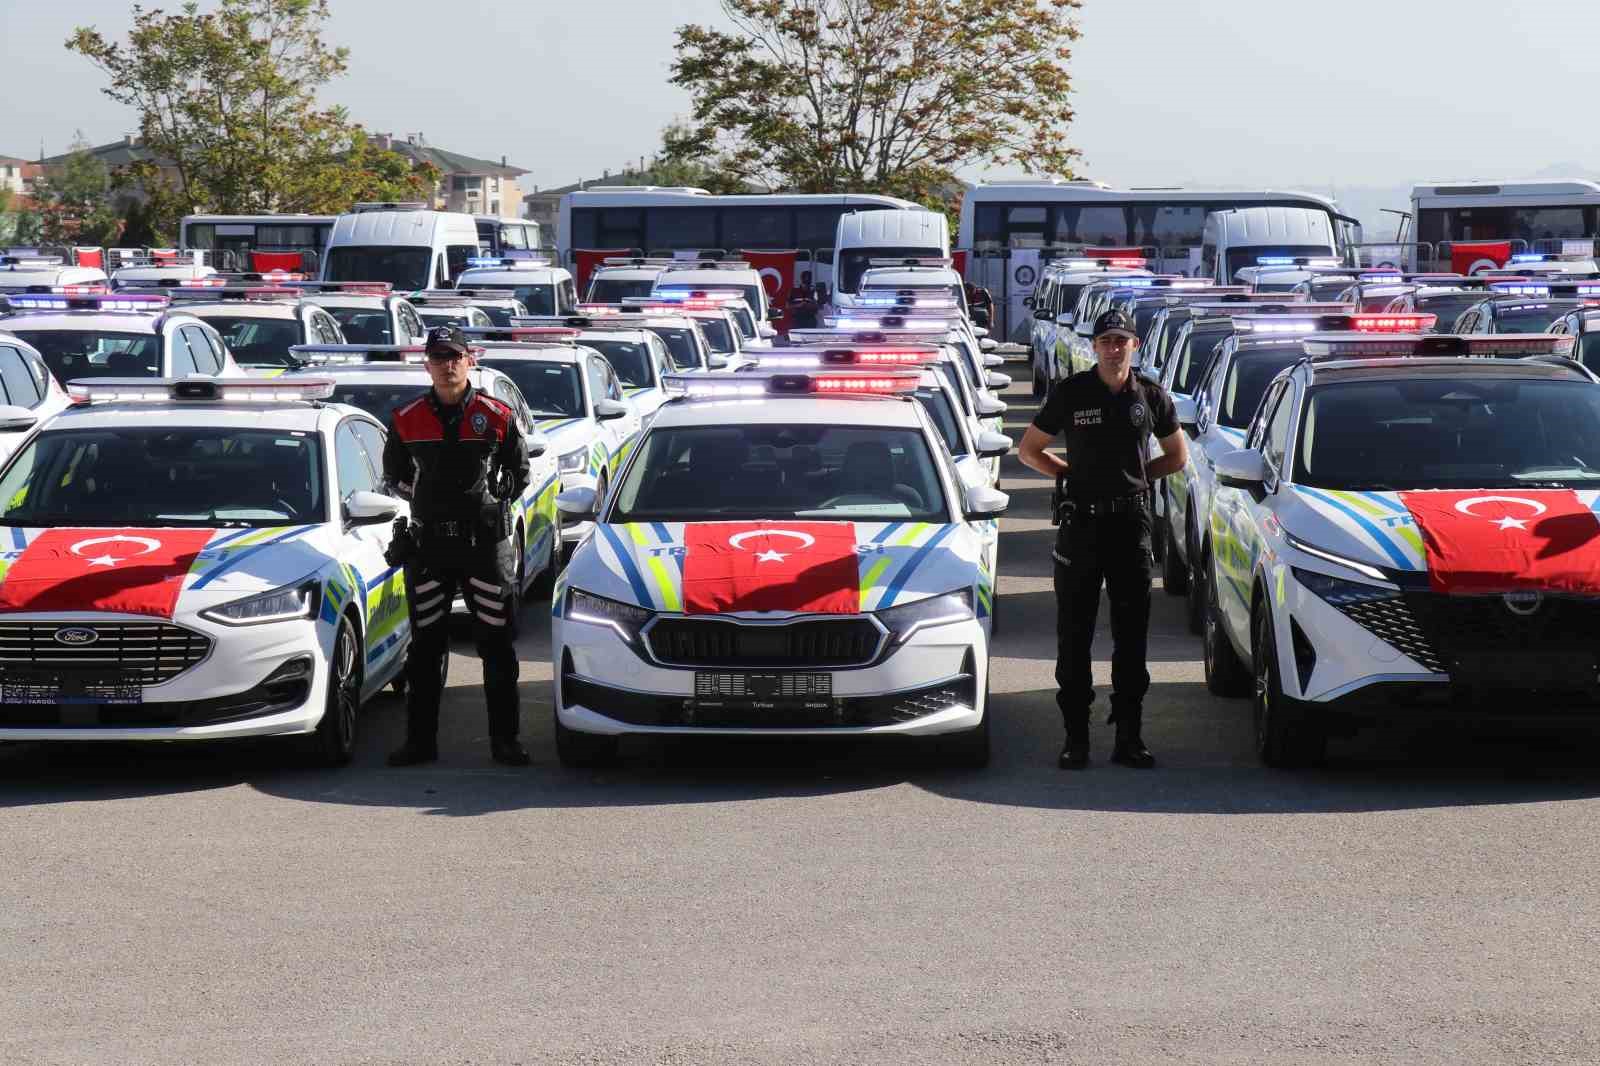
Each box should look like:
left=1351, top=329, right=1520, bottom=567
left=0, top=670, right=143, bottom=706
left=691, top=672, right=833, bottom=709
left=1450, top=651, right=1597, bottom=690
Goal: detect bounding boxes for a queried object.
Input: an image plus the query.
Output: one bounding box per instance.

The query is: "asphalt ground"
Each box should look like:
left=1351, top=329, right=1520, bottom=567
left=3, top=357, right=1600, bottom=1065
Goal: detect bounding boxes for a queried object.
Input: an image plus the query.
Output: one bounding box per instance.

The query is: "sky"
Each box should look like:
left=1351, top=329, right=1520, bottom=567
left=5, top=0, right=1599, bottom=223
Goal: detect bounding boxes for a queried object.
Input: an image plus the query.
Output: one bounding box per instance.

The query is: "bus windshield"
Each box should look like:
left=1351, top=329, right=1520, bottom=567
left=325, top=247, right=430, bottom=290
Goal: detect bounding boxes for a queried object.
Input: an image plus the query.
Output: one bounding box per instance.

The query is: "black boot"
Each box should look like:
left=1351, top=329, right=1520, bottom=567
left=387, top=739, right=438, bottom=766
left=1058, top=715, right=1090, bottom=770
left=1110, top=708, right=1154, bottom=768
left=490, top=738, right=531, bottom=766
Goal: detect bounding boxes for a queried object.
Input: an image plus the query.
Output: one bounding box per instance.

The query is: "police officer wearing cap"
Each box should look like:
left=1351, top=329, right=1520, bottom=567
left=382, top=325, right=533, bottom=767
left=1018, top=309, right=1188, bottom=769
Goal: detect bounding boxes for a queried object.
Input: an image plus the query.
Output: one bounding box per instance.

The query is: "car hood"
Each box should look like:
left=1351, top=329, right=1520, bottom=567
left=1282, top=488, right=1427, bottom=572
left=565, top=520, right=981, bottom=614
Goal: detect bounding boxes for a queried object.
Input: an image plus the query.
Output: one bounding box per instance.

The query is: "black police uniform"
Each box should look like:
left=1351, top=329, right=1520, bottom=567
left=382, top=380, right=531, bottom=760
left=1032, top=358, right=1177, bottom=762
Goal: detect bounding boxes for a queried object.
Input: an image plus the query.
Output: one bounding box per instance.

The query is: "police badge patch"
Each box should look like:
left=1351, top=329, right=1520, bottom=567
left=1130, top=401, right=1147, bottom=427
left=471, top=412, right=488, bottom=434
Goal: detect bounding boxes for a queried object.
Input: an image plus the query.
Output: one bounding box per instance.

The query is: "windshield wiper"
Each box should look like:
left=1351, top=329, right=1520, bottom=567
left=0, top=511, right=80, bottom=526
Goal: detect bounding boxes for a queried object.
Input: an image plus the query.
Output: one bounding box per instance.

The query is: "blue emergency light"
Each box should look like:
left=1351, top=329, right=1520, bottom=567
left=5, top=292, right=168, bottom=311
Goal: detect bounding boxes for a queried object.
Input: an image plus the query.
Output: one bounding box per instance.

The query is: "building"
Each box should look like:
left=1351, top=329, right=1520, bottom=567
left=0, top=156, right=43, bottom=197
left=36, top=136, right=176, bottom=210
left=371, top=134, right=528, bottom=218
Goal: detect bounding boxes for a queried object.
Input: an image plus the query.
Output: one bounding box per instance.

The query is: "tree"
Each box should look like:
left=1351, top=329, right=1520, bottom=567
left=665, top=0, right=1082, bottom=208
left=28, top=135, right=124, bottom=247
left=67, top=0, right=437, bottom=232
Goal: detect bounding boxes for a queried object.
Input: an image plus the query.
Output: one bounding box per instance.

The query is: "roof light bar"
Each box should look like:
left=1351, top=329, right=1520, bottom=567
left=664, top=370, right=920, bottom=399
left=465, top=257, right=552, bottom=269
left=4, top=292, right=169, bottom=312
left=1303, top=332, right=1576, bottom=359
left=67, top=376, right=337, bottom=404
left=288, top=344, right=428, bottom=365
left=170, top=285, right=299, bottom=302
left=1256, top=256, right=1344, bottom=268
left=468, top=325, right=582, bottom=341
left=866, top=257, right=953, bottom=268
left=285, top=281, right=394, bottom=295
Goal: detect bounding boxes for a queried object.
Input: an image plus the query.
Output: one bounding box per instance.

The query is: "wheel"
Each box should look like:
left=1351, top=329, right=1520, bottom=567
left=1184, top=532, right=1206, bottom=635
left=1203, top=557, right=1250, bottom=697
left=1252, top=603, right=1326, bottom=768
left=1160, top=499, right=1187, bottom=595
left=301, top=615, right=360, bottom=767
left=555, top=709, right=619, bottom=768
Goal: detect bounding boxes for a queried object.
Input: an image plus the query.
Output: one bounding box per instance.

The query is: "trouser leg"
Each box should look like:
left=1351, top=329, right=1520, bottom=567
left=463, top=538, right=520, bottom=742
left=1106, top=512, right=1154, bottom=738
left=402, top=561, right=455, bottom=747
left=1054, top=521, right=1103, bottom=739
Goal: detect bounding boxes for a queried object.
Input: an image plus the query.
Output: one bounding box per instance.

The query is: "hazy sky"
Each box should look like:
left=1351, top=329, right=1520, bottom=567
left=5, top=0, right=1597, bottom=201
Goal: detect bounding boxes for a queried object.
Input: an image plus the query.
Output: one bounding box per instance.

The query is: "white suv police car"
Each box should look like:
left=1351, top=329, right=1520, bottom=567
left=0, top=292, right=242, bottom=382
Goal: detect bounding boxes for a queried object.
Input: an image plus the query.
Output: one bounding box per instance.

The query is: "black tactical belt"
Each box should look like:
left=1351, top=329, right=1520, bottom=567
left=417, top=519, right=478, bottom=541
left=1069, top=493, right=1148, bottom=517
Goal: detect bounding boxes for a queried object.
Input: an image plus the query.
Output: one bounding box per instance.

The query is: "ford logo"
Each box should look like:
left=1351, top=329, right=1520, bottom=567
left=53, top=626, right=99, bottom=646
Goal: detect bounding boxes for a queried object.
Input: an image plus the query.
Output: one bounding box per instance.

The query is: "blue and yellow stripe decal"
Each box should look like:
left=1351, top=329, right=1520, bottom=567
left=596, top=523, right=653, bottom=609
left=624, top=523, right=682, bottom=612
left=1293, top=487, right=1420, bottom=570
left=189, top=525, right=317, bottom=589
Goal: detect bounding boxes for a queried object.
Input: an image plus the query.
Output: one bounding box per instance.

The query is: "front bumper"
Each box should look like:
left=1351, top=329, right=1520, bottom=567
left=554, top=612, right=988, bottom=737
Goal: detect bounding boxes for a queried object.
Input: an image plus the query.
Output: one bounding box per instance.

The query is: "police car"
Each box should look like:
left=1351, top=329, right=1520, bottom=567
left=636, top=290, right=769, bottom=349
left=1485, top=252, right=1600, bottom=278
left=455, top=257, right=578, bottom=317
left=1546, top=305, right=1600, bottom=371
left=0, top=254, right=109, bottom=299
left=1380, top=284, right=1495, bottom=334
left=108, top=251, right=220, bottom=291
left=409, top=290, right=528, bottom=327
left=167, top=285, right=347, bottom=374
left=857, top=261, right=968, bottom=316
left=590, top=308, right=718, bottom=373
left=0, top=292, right=243, bottom=383
left=549, top=368, right=1008, bottom=768
left=289, top=282, right=428, bottom=347
left=286, top=345, right=563, bottom=603
left=617, top=299, right=747, bottom=368
left=1198, top=332, right=1598, bottom=765
left=0, top=376, right=412, bottom=764
left=1027, top=259, right=1154, bottom=395
left=585, top=257, right=672, bottom=304
left=652, top=259, right=775, bottom=338
left=408, top=297, right=495, bottom=332
left=510, top=316, right=678, bottom=420
left=1450, top=291, right=1588, bottom=335
left=464, top=335, right=641, bottom=554
left=0, top=332, right=73, bottom=463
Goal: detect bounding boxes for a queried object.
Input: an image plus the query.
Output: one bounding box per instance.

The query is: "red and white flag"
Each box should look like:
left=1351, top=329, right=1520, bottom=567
left=574, top=249, right=633, bottom=299
left=742, top=250, right=797, bottom=333
left=1399, top=490, right=1600, bottom=595
left=682, top=522, right=860, bottom=615
left=1449, top=240, right=1512, bottom=276
left=0, top=529, right=215, bottom=618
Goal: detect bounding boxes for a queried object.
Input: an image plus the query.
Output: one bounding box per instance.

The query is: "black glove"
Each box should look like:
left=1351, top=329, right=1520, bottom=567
left=383, top=516, right=416, bottom=568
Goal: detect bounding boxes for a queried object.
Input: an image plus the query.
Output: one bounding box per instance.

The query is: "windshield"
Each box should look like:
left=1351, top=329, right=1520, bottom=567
left=473, top=303, right=526, bottom=327
left=1217, top=349, right=1301, bottom=428
left=582, top=338, right=654, bottom=388
left=478, top=360, right=584, bottom=418
left=646, top=326, right=703, bottom=370
left=325, top=306, right=394, bottom=344
left=325, top=246, right=430, bottom=290
left=612, top=424, right=949, bottom=522
left=1172, top=325, right=1231, bottom=395
left=467, top=283, right=552, bottom=316
left=838, top=247, right=943, bottom=294
left=1224, top=247, right=1335, bottom=282
left=696, top=316, right=735, bottom=355
left=1296, top=377, right=1600, bottom=490
left=195, top=316, right=301, bottom=367
left=587, top=277, right=655, bottom=303
left=0, top=428, right=324, bottom=528
left=328, top=383, right=425, bottom=420
left=416, top=308, right=476, bottom=328
left=1306, top=277, right=1357, bottom=301
left=1416, top=292, right=1488, bottom=332
left=914, top=387, right=967, bottom=456
left=9, top=330, right=161, bottom=380
left=1493, top=302, right=1571, bottom=333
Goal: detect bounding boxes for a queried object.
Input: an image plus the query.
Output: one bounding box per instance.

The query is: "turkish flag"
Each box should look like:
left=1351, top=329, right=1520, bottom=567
left=682, top=522, right=860, bottom=615
left=574, top=249, right=632, bottom=300
left=742, top=250, right=797, bottom=334
left=951, top=250, right=968, bottom=278
left=1399, top=490, right=1600, bottom=595
left=1450, top=240, right=1512, bottom=276
left=251, top=251, right=304, bottom=273
left=1085, top=246, right=1146, bottom=260
left=0, top=529, right=216, bottom=618
left=73, top=247, right=103, bottom=269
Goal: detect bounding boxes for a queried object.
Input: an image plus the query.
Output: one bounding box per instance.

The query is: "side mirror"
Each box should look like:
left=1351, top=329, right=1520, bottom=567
left=1175, top=396, right=1198, bottom=434
left=526, top=430, right=549, bottom=459
left=1023, top=296, right=1035, bottom=309
left=975, top=394, right=1007, bottom=417
left=1215, top=448, right=1271, bottom=490
left=975, top=431, right=1012, bottom=459
left=963, top=484, right=1009, bottom=520
left=1056, top=312, right=1073, bottom=327
left=0, top=405, right=38, bottom=433
left=345, top=490, right=402, bottom=526
left=707, top=355, right=730, bottom=369
left=593, top=398, right=629, bottom=421
left=556, top=486, right=598, bottom=520
left=767, top=307, right=782, bottom=322
left=1033, top=308, right=1053, bottom=321
left=973, top=326, right=990, bottom=338
left=985, top=371, right=1011, bottom=390
left=980, top=340, right=1000, bottom=356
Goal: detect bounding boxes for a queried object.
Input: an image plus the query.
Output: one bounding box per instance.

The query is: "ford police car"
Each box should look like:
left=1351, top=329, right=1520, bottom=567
left=0, top=376, right=411, bottom=764
left=1199, top=332, right=1595, bottom=766
left=548, top=368, right=1008, bottom=768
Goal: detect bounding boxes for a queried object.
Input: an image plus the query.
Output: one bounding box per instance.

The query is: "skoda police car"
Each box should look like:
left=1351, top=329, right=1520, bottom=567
left=454, top=257, right=579, bottom=317
left=167, top=284, right=347, bottom=374
left=0, top=376, right=411, bottom=764
left=287, top=345, right=563, bottom=601
left=1198, top=331, right=1597, bottom=765
left=549, top=368, right=1008, bottom=768
left=0, top=292, right=243, bottom=382
left=289, top=282, right=428, bottom=347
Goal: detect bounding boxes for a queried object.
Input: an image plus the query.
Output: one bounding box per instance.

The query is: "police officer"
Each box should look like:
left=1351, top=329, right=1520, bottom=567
left=383, top=325, right=533, bottom=767
left=1018, top=309, right=1188, bottom=770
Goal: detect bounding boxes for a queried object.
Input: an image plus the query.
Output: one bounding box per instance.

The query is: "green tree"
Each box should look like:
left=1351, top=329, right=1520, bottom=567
left=666, top=0, right=1082, bottom=209
left=67, top=0, right=436, bottom=233
left=29, top=135, right=124, bottom=246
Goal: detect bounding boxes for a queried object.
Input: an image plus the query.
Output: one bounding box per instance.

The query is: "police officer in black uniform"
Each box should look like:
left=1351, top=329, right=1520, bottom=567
left=382, top=325, right=533, bottom=767
left=1018, top=310, right=1188, bottom=769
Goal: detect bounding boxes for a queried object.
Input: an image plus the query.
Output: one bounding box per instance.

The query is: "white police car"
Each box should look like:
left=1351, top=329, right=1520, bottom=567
left=549, top=369, right=1008, bottom=768
left=410, top=298, right=495, bottom=332
left=0, top=332, right=73, bottom=462
left=1027, top=259, right=1154, bottom=395
left=1200, top=332, right=1594, bottom=765
left=586, top=258, right=672, bottom=304
left=0, top=292, right=243, bottom=382
left=454, top=257, right=578, bottom=318
left=108, top=251, right=219, bottom=291
left=651, top=260, right=774, bottom=338
left=617, top=299, right=747, bottom=369
left=287, top=345, right=563, bottom=603
left=290, top=282, right=427, bottom=347
left=0, top=254, right=108, bottom=297
left=168, top=285, right=347, bottom=375
left=0, top=376, right=412, bottom=764
left=508, top=316, right=679, bottom=420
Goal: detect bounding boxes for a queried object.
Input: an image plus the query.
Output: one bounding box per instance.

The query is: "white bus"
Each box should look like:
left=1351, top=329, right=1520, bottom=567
left=178, top=214, right=336, bottom=274
left=1403, top=179, right=1600, bottom=272
left=957, top=182, right=1358, bottom=341
left=557, top=187, right=922, bottom=293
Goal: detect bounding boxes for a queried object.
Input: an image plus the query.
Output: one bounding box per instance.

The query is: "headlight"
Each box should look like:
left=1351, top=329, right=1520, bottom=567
left=566, top=588, right=652, bottom=643
left=1283, top=530, right=1389, bottom=582
left=558, top=446, right=589, bottom=475
left=201, top=580, right=320, bottom=626
left=1292, top=567, right=1399, bottom=607
left=877, top=588, right=973, bottom=644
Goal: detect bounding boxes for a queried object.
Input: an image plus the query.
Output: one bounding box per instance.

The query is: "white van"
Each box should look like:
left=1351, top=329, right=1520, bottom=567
left=830, top=209, right=950, bottom=308
left=1200, top=206, right=1343, bottom=286
left=321, top=204, right=481, bottom=291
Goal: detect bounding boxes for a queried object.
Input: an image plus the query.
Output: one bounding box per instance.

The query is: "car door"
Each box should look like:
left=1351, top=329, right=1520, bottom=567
left=336, top=416, right=408, bottom=690
left=1220, top=379, right=1291, bottom=641
left=586, top=355, right=637, bottom=476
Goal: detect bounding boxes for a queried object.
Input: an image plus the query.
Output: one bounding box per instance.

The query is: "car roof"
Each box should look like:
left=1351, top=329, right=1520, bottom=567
left=44, top=400, right=336, bottom=434
left=180, top=301, right=302, bottom=320
left=457, top=267, right=566, bottom=283
left=475, top=344, right=589, bottom=366
left=302, top=293, right=393, bottom=308
left=0, top=311, right=165, bottom=334
left=1305, top=358, right=1589, bottom=383
left=650, top=394, right=926, bottom=429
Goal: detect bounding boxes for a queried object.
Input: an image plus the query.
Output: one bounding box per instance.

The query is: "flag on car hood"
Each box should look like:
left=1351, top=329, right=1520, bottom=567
left=682, top=522, right=861, bottom=614
left=0, top=528, right=217, bottom=618
left=1399, top=489, right=1600, bottom=594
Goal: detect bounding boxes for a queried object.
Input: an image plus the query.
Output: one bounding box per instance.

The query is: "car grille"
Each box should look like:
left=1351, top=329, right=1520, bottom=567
left=0, top=621, right=212, bottom=686
left=1334, top=597, right=1445, bottom=672
left=562, top=672, right=974, bottom=729
left=646, top=617, right=882, bottom=667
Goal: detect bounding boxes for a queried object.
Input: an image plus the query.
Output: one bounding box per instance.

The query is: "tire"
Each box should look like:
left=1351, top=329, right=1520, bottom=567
left=555, top=709, right=619, bottom=768
left=1252, top=604, right=1326, bottom=768
left=1185, top=535, right=1207, bottom=635
left=301, top=615, right=360, bottom=767
left=1160, top=512, right=1187, bottom=595
left=1203, top=558, right=1250, bottom=697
